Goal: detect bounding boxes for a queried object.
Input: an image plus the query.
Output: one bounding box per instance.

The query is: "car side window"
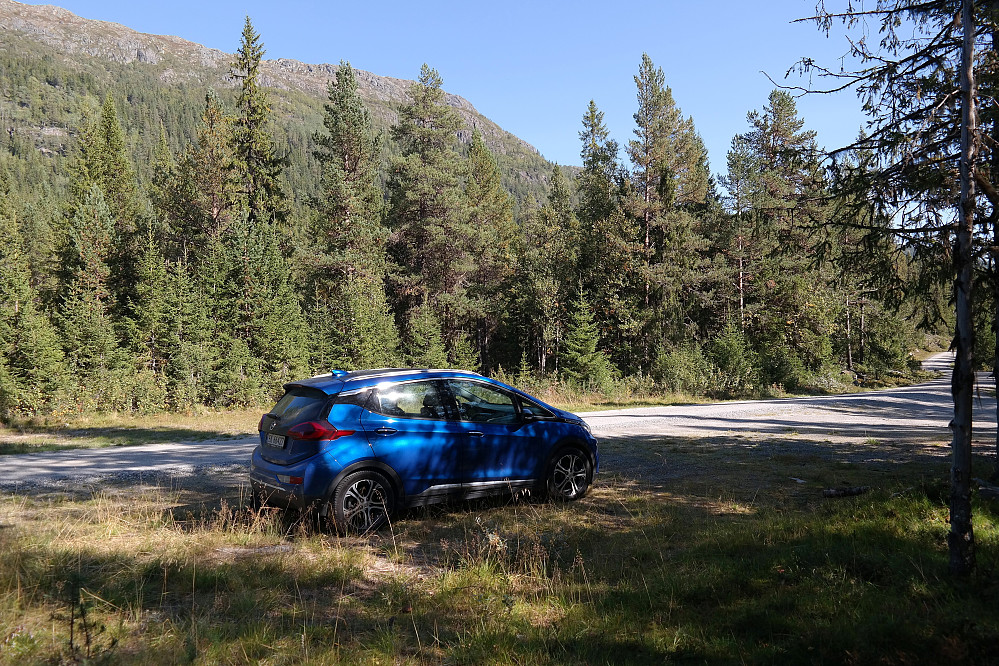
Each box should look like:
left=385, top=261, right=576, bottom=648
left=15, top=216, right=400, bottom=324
left=448, top=380, right=518, bottom=424
left=520, top=397, right=555, bottom=419
left=370, top=381, right=448, bottom=420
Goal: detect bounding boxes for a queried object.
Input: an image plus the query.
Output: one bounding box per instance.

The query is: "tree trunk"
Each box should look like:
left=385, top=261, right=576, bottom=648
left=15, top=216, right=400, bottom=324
left=846, top=293, right=853, bottom=372
left=949, top=0, right=977, bottom=577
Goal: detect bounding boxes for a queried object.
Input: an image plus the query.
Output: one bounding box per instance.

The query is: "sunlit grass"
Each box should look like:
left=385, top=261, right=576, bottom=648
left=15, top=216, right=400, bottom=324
left=1, top=444, right=997, bottom=664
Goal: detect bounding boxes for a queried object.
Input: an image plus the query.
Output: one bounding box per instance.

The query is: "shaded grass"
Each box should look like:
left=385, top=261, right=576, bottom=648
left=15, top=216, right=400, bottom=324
left=2, top=441, right=998, bottom=664
left=0, top=410, right=260, bottom=455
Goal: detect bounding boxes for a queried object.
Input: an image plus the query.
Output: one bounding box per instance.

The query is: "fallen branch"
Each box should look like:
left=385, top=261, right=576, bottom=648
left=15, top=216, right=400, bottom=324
left=973, top=478, right=999, bottom=500
left=822, top=486, right=870, bottom=498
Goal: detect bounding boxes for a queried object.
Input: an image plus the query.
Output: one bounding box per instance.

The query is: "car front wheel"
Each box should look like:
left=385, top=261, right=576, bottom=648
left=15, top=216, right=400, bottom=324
left=544, top=448, right=592, bottom=501
left=329, top=470, right=395, bottom=533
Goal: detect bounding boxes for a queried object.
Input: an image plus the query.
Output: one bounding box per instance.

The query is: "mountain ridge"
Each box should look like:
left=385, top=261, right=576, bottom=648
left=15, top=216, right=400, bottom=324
left=0, top=0, right=546, bottom=162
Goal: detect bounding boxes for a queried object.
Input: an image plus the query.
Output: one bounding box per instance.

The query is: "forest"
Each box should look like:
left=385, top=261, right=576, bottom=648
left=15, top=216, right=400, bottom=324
left=0, top=15, right=954, bottom=419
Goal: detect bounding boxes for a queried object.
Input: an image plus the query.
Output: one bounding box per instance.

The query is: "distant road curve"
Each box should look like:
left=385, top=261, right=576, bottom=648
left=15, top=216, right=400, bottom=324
left=585, top=352, right=994, bottom=445
left=0, top=352, right=991, bottom=491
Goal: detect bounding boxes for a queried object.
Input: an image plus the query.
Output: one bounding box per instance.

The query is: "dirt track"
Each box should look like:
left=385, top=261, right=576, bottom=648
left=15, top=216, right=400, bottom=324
left=1, top=352, right=993, bottom=493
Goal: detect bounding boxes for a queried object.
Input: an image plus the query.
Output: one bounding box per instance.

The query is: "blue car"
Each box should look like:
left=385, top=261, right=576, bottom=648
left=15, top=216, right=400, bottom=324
left=250, top=368, right=599, bottom=532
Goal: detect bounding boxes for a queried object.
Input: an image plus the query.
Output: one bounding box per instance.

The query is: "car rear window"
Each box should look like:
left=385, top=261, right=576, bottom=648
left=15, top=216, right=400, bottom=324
left=269, top=387, right=330, bottom=424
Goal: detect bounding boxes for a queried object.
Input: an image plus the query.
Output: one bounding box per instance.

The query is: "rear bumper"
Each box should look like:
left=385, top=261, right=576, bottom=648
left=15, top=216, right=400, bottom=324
left=249, top=448, right=332, bottom=510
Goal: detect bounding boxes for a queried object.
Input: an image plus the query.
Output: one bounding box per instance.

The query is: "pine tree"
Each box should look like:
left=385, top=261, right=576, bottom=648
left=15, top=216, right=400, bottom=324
left=716, top=134, right=757, bottom=326
left=465, top=130, right=516, bottom=371
left=307, top=61, right=398, bottom=372
left=388, top=64, right=475, bottom=355
left=733, top=91, right=833, bottom=382
left=625, top=54, right=711, bottom=366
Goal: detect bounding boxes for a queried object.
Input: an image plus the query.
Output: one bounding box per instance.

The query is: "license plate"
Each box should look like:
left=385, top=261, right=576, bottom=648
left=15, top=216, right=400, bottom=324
left=265, top=433, right=286, bottom=449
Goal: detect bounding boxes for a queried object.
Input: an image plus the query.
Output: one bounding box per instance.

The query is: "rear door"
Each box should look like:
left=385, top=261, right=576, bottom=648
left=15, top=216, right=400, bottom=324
left=359, top=380, right=465, bottom=499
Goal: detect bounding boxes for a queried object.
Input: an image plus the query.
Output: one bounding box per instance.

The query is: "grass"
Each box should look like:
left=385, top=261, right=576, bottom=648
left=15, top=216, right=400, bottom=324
left=0, top=410, right=261, bottom=455
left=2, top=435, right=998, bottom=665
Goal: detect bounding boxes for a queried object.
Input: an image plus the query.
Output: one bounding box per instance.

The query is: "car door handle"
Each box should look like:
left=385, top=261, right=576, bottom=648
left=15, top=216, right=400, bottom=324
left=375, top=427, right=398, bottom=435
left=468, top=431, right=484, bottom=437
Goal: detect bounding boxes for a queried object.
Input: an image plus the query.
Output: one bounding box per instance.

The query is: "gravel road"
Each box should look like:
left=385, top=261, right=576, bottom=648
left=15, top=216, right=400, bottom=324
left=587, top=352, right=994, bottom=445
left=1, top=352, right=992, bottom=494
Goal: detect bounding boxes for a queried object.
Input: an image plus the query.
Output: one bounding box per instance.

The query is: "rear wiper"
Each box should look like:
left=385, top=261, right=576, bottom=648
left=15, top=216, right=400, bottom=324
left=264, top=413, right=281, bottom=420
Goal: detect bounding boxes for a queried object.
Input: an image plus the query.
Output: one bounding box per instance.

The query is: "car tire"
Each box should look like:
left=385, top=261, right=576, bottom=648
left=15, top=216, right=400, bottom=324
left=541, top=447, right=592, bottom=501
left=327, top=470, right=395, bottom=534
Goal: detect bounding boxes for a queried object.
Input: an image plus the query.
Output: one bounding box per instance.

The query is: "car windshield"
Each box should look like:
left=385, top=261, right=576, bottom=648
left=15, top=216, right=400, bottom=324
left=268, top=387, right=329, bottom=424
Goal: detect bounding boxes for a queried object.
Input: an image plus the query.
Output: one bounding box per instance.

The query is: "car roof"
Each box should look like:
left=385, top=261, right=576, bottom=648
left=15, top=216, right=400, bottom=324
left=285, top=368, right=485, bottom=395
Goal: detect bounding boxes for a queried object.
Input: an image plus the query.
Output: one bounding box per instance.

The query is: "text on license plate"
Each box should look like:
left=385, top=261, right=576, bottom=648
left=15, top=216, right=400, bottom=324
left=266, top=433, right=286, bottom=449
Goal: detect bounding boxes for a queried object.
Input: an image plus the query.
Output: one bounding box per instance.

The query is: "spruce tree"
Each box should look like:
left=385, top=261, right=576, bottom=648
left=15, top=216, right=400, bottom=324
left=578, top=100, right=620, bottom=227
left=121, top=223, right=171, bottom=408
left=222, top=19, right=306, bottom=394
left=561, top=290, right=613, bottom=389
left=72, top=93, right=142, bottom=227
left=161, top=258, right=213, bottom=408
left=514, top=166, right=579, bottom=374
left=228, top=212, right=308, bottom=395
left=575, top=100, right=636, bottom=371
left=230, top=16, right=287, bottom=227
left=404, top=305, right=448, bottom=368
left=156, top=91, right=240, bottom=259
left=0, top=164, right=66, bottom=416
left=58, top=186, right=131, bottom=410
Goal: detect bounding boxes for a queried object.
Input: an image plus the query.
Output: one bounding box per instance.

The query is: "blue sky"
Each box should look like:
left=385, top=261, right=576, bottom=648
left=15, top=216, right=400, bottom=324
left=37, top=0, right=868, bottom=176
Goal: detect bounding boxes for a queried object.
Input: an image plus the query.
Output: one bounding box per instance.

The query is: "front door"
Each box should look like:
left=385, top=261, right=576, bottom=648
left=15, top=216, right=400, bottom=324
left=444, top=379, right=538, bottom=488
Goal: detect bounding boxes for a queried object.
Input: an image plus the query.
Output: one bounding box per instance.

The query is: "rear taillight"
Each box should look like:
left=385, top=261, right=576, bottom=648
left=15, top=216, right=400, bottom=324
left=286, top=421, right=355, bottom=441
left=257, top=414, right=266, bottom=431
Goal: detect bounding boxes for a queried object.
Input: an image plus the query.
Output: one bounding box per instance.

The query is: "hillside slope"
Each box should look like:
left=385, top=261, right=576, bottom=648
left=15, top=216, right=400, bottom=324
left=0, top=0, right=553, bottom=203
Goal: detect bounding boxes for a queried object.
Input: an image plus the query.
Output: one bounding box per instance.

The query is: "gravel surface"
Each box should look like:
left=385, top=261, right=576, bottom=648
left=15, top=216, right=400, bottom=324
left=1, top=352, right=992, bottom=495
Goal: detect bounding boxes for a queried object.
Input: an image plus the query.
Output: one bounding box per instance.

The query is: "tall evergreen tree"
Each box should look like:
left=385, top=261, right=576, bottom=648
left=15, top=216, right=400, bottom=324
left=465, top=129, right=516, bottom=371
left=307, top=61, right=398, bottom=371
left=575, top=101, right=638, bottom=371
left=388, top=64, right=476, bottom=356
left=561, top=290, right=613, bottom=388
left=515, top=166, right=580, bottom=374
left=0, top=163, right=65, bottom=416
left=72, top=93, right=142, bottom=227
left=230, top=16, right=287, bottom=227
left=58, top=186, right=131, bottom=410
left=625, top=54, right=710, bottom=366
left=156, top=91, right=240, bottom=259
